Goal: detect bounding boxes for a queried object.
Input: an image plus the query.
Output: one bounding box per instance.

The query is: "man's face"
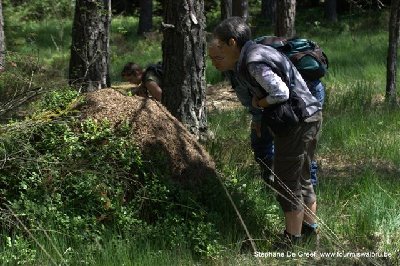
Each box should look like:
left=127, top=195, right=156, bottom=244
left=208, top=38, right=240, bottom=72
left=122, top=71, right=141, bottom=85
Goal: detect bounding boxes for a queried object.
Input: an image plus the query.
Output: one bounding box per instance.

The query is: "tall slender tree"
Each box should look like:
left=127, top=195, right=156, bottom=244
left=261, top=0, right=277, bottom=25
left=221, top=0, right=232, bottom=20
left=137, top=0, right=153, bottom=35
left=69, top=0, right=111, bottom=92
left=325, top=0, right=338, bottom=22
left=386, top=0, right=400, bottom=102
left=232, top=0, right=248, bottom=21
left=275, top=0, right=296, bottom=37
left=0, top=0, right=5, bottom=72
left=162, top=0, right=207, bottom=138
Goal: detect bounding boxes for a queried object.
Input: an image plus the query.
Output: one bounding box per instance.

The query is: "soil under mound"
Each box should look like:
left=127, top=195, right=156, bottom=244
left=78, top=88, right=216, bottom=182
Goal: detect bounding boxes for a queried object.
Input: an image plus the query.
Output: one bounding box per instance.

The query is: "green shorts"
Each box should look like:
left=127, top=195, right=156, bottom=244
left=272, top=119, right=321, bottom=212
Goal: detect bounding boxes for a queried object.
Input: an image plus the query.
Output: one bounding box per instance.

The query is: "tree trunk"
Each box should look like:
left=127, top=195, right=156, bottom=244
left=325, top=0, right=338, bottom=22
left=275, top=0, right=296, bottom=38
left=137, top=0, right=153, bottom=35
left=386, top=0, right=400, bottom=102
left=221, top=0, right=232, bottom=20
left=69, top=0, right=111, bottom=92
left=0, top=0, right=5, bottom=72
left=162, top=0, right=207, bottom=138
left=232, top=0, right=248, bottom=21
left=261, top=0, right=277, bottom=25
left=111, top=0, right=136, bottom=15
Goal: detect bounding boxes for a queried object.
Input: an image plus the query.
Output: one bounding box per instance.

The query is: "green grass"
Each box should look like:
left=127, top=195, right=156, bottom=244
left=316, top=170, right=400, bottom=260
left=203, top=6, right=400, bottom=265
left=4, top=12, right=222, bottom=86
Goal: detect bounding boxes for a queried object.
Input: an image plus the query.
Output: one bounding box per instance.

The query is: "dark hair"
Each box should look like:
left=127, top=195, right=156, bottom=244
left=121, top=62, right=142, bottom=76
left=212, top=17, right=251, bottom=48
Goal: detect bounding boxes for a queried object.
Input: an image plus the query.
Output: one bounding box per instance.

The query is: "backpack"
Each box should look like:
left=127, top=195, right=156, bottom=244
left=254, top=36, right=329, bottom=81
left=143, top=61, right=163, bottom=83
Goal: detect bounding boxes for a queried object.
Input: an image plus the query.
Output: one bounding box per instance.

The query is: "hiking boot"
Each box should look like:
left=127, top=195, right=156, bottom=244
left=272, top=230, right=302, bottom=251
left=302, top=222, right=320, bottom=249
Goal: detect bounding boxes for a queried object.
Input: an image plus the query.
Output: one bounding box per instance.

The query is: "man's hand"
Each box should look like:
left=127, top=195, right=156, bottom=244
left=131, top=85, right=148, bottom=97
left=251, top=121, right=262, bottom=138
left=252, top=95, right=262, bottom=109
left=252, top=95, right=269, bottom=109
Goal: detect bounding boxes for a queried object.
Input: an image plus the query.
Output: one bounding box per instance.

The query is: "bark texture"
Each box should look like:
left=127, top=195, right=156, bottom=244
left=232, top=0, right=248, bottom=21
left=325, top=0, right=338, bottom=22
left=261, top=0, right=277, bottom=25
left=386, top=0, right=400, bottom=102
left=69, top=0, right=111, bottom=92
left=138, top=0, right=153, bottom=35
left=221, top=0, right=232, bottom=20
left=275, top=0, right=296, bottom=38
left=162, top=0, right=207, bottom=138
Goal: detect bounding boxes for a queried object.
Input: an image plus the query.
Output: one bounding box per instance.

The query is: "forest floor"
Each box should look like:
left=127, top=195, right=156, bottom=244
left=112, top=81, right=241, bottom=112
left=112, top=82, right=400, bottom=185
left=112, top=82, right=342, bottom=178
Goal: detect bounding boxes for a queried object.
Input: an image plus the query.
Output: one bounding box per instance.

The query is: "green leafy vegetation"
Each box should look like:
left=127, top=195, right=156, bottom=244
left=0, top=90, right=226, bottom=264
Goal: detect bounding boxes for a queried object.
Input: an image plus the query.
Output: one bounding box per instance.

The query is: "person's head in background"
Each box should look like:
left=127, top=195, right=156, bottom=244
left=121, top=62, right=143, bottom=85
left=208, top=17, right=251, bottom=72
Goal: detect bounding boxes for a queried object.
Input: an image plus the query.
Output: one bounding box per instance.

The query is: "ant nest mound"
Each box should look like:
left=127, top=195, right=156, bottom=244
left=78, top=88, right=216, bottom=182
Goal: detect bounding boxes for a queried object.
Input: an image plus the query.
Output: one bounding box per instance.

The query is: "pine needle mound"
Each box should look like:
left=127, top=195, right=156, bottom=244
left=78, top=88, right=216, bottom=181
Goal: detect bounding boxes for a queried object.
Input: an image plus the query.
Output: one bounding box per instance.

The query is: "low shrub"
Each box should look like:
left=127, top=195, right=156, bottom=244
left=0, top=90, right=225, bottom=264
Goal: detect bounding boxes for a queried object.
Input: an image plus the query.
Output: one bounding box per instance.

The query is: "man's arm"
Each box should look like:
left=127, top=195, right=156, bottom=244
left=225, top=70, right=264, bottom=118
left=248, top=63, right=289, bottom=109
left=144, top=81, right=162, bottom=101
